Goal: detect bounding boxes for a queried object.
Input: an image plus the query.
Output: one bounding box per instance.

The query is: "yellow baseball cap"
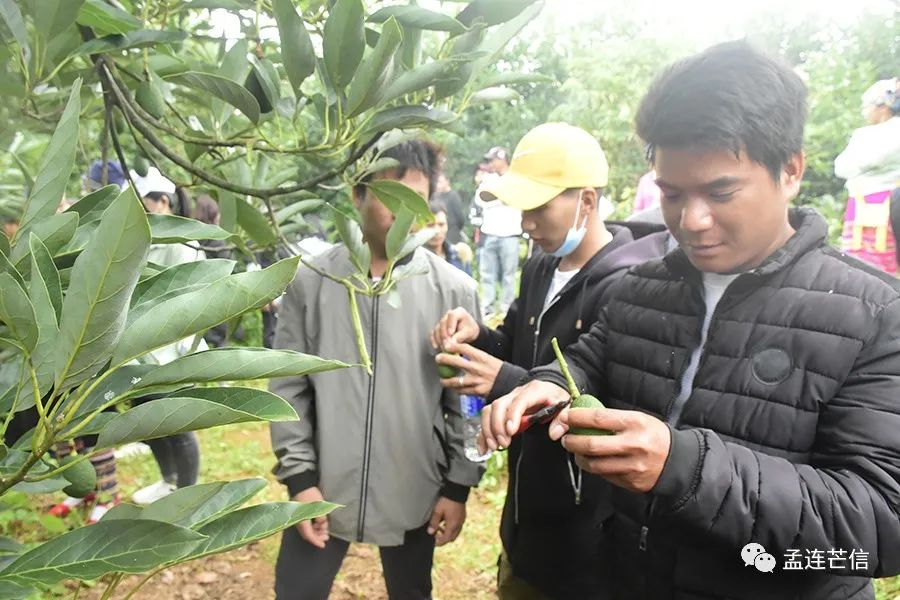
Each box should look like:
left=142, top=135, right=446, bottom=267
left=479, top=122, right=609, bottom=211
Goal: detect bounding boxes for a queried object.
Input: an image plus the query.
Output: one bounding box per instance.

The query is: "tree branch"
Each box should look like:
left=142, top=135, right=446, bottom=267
left=99, top=59, right=382, bottom=200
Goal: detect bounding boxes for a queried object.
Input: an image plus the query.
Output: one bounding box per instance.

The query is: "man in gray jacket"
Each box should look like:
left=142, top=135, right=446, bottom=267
left=270, top=140, right=483, bottom=600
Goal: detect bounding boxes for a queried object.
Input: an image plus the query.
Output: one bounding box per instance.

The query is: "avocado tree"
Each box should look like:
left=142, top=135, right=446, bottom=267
left=0, top=0, right=545, bottom=597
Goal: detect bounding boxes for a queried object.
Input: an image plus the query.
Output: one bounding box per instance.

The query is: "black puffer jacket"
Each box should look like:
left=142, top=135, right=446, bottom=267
left=474, top=222, right=668, bottom=598
left=533, top=208, right=900, bottom=599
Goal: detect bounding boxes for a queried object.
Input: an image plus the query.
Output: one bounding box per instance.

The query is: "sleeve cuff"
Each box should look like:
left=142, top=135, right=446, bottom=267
left=487, top=362, right=529, bottom=402
left=651, top=426, right=704, bottom=504
left=440, top=482, right=471, bottom=503
left=529, top=366, right=569, bottom=392
left=284, top=470, right=319, bottom=498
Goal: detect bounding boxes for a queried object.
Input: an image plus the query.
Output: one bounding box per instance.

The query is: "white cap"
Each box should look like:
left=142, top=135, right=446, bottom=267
left=862, top=78, right=897, bottom=108
left=130, top=166, right=175, bottom=198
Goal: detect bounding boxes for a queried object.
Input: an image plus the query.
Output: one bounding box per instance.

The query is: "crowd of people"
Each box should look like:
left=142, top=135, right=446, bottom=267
left=9, top=38, right=900, bottom=600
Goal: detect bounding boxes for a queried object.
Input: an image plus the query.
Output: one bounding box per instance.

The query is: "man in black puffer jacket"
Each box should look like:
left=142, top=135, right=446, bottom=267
left=482, top=41, right=900, bottom=599
left=432, top=123, right=668, bottom=598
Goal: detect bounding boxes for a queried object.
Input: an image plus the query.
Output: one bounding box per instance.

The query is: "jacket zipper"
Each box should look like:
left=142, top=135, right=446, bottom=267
left=356, top=296, right=380, bottom=541
left=641, top=281, right=717, bottom=552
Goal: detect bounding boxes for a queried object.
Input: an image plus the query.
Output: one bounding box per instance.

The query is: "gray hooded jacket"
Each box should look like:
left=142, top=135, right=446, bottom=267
left=270, top=245, right=483, bottom=545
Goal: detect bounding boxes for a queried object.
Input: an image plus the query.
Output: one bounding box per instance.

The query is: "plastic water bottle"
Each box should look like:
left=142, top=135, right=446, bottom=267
left=460, top=394, right=492, bottom=463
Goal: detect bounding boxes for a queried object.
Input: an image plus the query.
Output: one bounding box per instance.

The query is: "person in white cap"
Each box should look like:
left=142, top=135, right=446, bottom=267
left=474, top=146, right=522, bottom=317
left=431, top=122, right=668, bottom=599
left=129, top=166, right=205, bottom=504
left=835, top=77, right=900, bottom=274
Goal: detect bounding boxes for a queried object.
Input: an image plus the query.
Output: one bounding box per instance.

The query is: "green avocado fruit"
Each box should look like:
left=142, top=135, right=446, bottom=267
left=135, top=82, right=165, bottom=119
left=60, top=455, right=96, bottom=498
left=437, top=353, right=460, bottom=379
left=568, top=394, right=613, bottom=436
left=132, top=154, right=150, bottom=178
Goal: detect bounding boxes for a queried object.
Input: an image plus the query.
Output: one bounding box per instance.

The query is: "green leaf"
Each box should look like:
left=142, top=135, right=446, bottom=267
left=0, top=537, right=23, bottom=556
left=77, top=0, right=141, bottom=34
left=182, top=0, right=252, bottom=11
left=385, top=207, right=414, bottom=261
left=97, top=391, right=297, bottom=448
left=329, top=206, right=371, bottom=276
left=149, top=214, right=237, bottom=244
left=10, top=212, right=78, bottom=266
left=58, top=364, right=160, bottom=423
left=11, top=478, right=69, bottom=494
left=168, top=71, right=260, bottom=124
left=0, top=233, right=8, bottom=258
left=183, top=0, right=248, bottom=10
left=363, top=105, right=457, bottom=135
left=27, top=236, right=61, bottom=323
left=131, top=259, right=236, bottom=308
left=0, top=273, right=36, bottom=352
left=368, top=6, right=466, bottom=34
left=235, top=196, right=278, bottom=246
left=479, top=71, right=553, bottom=87
left=0, top=520, right=204, bottom=585
left=455, top=0, right=538, bottom=27
left=218, top=193, right=237, bottom=232
left=183, top=501, right=337, bottom=561
left=472, top=1, right=543, bottom=72
left=398, top=21, right=421, bottom=70
left=137, top=347, right=349, bottom=387
left=368, top=180, right=433, bottom=224
left=273, top=0, right=316, bottom=96
left=469, top=86, right=520, bottom=104
left=274, top=199, right=324, bottom=225
left=54, top=188, right=151, bottom=391
left=0, top=0, right=30, bottom=60
left=32, top=0, right=84, bottom=38
left=213, top=39, right=249, bottom=127
left=380, top=57, right=472, bottom=104
left=111, top=258, right=300, bottom=364
left=245, top=56, right=280, bottom=114
left=0, top=580, right=32, bottom=599
left=98, top=502, right=142, bottom=521
left=393, top=227, right=436, bottom=264
left=24, top=235, right=59, bottom=401
left=434, top=26, right=484, bottom=99
left=0, top=246, right=23, bottom=288
left=74, top=30, right=187, bottom=55
left=0, top=448, right=48, bottom=478
left=17, top=79, right=81, bottom=236
left=64, top=185, right=120, bottom=223
left=346, top=16, right=403, bottom=117
left=323, top=0, right=366, bottom=90
left=119, top=478, right=268, bottom=529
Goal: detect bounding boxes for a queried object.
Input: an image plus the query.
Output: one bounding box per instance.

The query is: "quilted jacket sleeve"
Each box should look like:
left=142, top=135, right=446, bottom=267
left=652, top=297, right=900, bottom=577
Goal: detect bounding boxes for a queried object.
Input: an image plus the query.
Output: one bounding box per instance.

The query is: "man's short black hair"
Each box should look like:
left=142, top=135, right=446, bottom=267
left=354, top=140, right=443, bottom=200
left=636, top=40, right=808, bottom=181
left=429, top=199, right=447, bottom=215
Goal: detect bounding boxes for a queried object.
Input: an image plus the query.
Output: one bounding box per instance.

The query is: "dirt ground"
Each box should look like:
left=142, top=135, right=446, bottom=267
left=67, top=424, right=503, bottom=600
left=70, top=488, right=499, bottom=600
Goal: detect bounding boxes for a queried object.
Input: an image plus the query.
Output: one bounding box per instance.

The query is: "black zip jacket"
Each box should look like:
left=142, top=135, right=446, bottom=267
left=473, top=222, right=668, bottom=598
left=533, top=208, right=900, bottom=599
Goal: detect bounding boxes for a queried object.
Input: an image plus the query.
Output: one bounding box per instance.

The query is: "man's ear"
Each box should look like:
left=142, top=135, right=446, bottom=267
left=781, top=152, right=806, bottom=201
left=580, top=187, right=598, bottom=216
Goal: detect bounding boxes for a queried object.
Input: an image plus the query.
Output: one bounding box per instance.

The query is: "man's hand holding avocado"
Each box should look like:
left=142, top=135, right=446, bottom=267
left=434, top=341, right=502, bottom=397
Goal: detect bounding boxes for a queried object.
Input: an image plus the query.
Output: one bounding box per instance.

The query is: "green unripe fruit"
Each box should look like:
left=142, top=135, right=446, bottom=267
left=244, top=69, right=273, bottom=114
left=437, top=353, right=460, bottom=379
left=568, top=394, right=612, bottom=436
left=60, top=455, right=96, bottom=498
left=135, top=82, right=165, bottom=119
left=132, top=154, right=150, bottom=178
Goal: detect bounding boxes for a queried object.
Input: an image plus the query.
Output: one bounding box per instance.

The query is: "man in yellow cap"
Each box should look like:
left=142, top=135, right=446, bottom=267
left=430, top=122, right=667, bottom=598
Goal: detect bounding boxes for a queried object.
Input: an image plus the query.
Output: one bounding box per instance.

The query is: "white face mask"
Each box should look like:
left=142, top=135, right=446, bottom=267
left=550, top=192, right=588, bottom=258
